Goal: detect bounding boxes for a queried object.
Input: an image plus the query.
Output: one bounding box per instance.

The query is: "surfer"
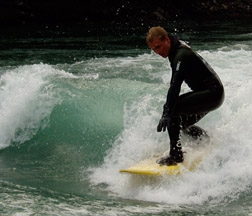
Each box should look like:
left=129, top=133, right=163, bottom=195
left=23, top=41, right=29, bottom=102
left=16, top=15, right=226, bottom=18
left=146, top=26, right=224, bottom=166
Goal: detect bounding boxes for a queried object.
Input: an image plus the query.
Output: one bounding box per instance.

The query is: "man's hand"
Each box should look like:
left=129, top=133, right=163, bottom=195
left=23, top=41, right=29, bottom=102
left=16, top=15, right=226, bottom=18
left=157, top=116, right=171, bottom=132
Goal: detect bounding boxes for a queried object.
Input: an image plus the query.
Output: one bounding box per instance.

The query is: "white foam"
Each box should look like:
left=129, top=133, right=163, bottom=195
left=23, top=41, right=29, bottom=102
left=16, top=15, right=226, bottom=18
left=90, top=46, right=252, bottom=205
left=0, top=63, right=67, bottom=149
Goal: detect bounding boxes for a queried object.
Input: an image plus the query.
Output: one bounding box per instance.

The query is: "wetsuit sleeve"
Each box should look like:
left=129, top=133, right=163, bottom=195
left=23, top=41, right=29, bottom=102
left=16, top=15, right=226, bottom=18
left=163, top=59, right=185, bottom=116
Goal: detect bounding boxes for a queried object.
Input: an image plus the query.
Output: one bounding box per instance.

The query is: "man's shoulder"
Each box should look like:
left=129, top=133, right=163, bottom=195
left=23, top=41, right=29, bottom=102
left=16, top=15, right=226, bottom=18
left=175, top=45, right=194, bottom=61
left=179, top=40, right=191, bottom=49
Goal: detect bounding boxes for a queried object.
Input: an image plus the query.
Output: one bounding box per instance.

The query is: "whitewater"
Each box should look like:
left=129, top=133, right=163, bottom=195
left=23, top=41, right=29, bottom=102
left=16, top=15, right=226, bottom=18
left=1, top=21, right=252, bottom=215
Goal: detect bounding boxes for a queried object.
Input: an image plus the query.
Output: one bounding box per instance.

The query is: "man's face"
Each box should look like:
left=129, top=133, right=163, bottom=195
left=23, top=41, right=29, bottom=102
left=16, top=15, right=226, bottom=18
left=148, top=36, right=171, bottom=58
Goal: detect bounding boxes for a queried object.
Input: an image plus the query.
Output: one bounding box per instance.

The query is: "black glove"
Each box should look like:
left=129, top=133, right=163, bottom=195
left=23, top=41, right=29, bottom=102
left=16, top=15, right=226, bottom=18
left=157, top=116, right=171, bottom=132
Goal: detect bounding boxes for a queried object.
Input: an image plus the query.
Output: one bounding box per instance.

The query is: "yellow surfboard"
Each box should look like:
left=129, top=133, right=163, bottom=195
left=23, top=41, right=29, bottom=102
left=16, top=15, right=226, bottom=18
left=120, top=152, right=204, bottom=176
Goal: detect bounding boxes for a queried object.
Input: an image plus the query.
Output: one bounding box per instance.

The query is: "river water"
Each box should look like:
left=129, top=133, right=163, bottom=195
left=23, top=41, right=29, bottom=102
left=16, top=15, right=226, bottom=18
left=1, top=20, right=252, bottom=215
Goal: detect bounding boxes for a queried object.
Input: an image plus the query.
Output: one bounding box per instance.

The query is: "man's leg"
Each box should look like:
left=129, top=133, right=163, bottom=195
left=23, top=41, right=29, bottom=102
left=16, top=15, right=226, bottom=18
left=181, top=113, right=208, bottom=139
left=157, top=116, right=184, bottom=165
left=157, top=89, right=221, bottom=165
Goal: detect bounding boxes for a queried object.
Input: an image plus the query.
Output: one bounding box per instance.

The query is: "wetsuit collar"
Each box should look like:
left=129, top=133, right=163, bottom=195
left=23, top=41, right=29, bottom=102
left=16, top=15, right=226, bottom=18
left=168, top=35, right=181, bottom=62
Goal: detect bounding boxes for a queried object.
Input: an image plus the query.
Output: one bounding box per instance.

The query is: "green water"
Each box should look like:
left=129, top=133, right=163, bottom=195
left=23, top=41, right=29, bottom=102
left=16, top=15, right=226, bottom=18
left=1, top=20, right=252, bottom=215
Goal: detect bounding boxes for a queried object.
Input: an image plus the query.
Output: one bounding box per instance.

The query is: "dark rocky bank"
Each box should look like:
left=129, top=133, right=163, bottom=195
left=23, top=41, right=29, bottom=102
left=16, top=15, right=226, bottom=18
left=1, top=0, right=252, bottom=25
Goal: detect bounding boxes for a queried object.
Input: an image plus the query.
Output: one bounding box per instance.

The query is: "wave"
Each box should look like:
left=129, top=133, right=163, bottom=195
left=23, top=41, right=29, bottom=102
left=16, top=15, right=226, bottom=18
left=1, top=46, right=252, bottom=206
left=0, top=64, right=61, bottom=148
left=89, top=47, right=252, bottom=205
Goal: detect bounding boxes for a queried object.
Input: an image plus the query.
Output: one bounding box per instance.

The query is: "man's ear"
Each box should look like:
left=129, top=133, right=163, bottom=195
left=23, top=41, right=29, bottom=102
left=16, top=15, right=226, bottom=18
left=165, top=35, right=170, bottom=42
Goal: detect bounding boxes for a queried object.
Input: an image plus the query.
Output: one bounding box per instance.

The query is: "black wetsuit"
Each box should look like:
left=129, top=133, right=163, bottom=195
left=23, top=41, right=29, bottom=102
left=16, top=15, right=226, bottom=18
left=163, top=35, right=224, bottom=147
